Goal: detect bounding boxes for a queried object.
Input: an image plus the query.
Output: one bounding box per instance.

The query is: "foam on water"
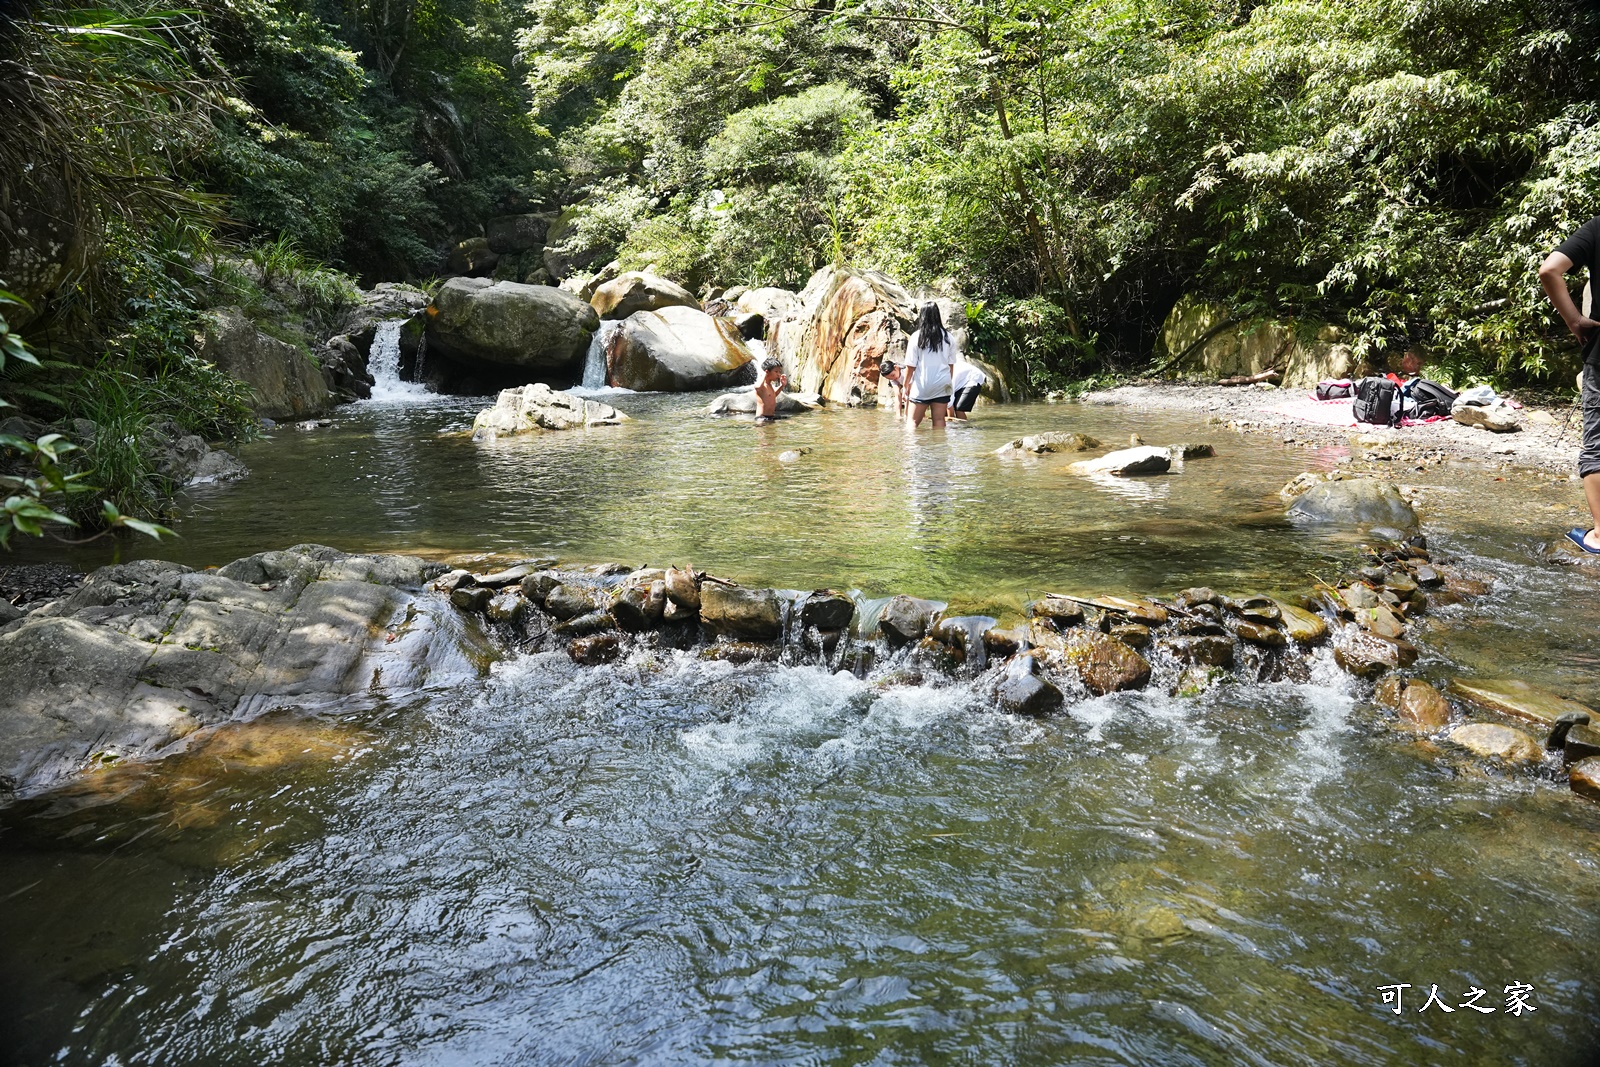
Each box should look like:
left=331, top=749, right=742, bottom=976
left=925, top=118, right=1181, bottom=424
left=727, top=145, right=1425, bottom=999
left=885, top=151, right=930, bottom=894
left=362, top=320, right=435, bottom=404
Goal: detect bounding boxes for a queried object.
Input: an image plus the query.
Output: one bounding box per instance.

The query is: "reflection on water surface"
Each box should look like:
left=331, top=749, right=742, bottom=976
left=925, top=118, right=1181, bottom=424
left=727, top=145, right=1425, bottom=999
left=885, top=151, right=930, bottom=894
left=3, top=391, right=1598, bottom=1065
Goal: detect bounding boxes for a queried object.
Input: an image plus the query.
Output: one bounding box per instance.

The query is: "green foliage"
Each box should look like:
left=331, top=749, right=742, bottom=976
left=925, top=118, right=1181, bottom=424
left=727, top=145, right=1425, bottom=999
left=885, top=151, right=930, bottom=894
left=968, top=297, right=1098, bottom=396
left=0, top=314, right=174, bottom=549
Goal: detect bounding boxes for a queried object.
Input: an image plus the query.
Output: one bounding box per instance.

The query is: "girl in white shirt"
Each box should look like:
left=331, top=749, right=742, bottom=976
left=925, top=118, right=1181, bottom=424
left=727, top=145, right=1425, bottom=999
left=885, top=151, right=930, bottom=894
left=902, top=302, right=957, bottom=429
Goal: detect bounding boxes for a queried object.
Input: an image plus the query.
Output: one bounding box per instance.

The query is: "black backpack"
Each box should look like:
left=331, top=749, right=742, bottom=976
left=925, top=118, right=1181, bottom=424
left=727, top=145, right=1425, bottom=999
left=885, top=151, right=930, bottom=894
left=1352, top=377, right=1402, bottom=426
left=1403, top=377, right=1457, bottom=418
left=1315, top=379, right=1354, bottom=400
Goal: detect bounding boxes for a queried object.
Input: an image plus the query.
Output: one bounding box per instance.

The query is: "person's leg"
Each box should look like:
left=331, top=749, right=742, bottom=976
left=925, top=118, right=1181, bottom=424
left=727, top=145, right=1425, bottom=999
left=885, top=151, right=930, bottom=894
left=911, top=402, right=928, bottom=428
left=1583, top=367, right=1600, bottom=548
left=931, top=402, right=947, bottom=429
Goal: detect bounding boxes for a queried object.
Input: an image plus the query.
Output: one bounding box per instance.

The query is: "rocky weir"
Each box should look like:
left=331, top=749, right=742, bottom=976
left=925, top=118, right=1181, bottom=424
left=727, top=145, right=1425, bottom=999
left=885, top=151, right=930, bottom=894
left=7, top=509, right=1587, bottom=803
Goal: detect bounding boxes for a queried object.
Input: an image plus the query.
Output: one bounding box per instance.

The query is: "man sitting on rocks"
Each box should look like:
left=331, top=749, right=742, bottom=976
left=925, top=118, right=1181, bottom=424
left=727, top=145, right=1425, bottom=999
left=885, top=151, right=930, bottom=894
left=1539, top=216, right=1600, bottom=554
left=754, top=357, right=789, bottom=424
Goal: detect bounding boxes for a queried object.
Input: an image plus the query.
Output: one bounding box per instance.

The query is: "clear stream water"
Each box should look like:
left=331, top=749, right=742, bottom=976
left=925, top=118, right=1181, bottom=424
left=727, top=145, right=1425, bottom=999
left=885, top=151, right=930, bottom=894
left=3, top=385, right=1599, bottom=1066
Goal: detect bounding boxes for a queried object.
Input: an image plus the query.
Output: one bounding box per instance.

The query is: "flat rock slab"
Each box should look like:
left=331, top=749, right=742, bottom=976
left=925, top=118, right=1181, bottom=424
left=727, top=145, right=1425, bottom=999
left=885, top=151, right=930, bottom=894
left=0, top=545, right=445, bottom=796
left=1068, top=445, right=1172, bottom=476
left=1449, top=679, right=1599, bottom=749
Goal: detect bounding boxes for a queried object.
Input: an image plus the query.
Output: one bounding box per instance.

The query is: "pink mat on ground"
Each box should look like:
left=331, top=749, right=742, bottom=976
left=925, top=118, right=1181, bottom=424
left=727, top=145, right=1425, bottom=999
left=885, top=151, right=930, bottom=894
left=1270, top=395, right=1361, bottom=427
left=1266, top=394, right=1453, bottom=429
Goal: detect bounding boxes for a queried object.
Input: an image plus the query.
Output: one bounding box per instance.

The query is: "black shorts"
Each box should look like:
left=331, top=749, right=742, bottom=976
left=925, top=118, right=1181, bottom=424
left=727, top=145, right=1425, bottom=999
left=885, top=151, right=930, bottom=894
left=1581, top=364, right=1600, bottom=479
left=951, top=385, right=981, bottom=412
left=912, top=395, right=951, bottom=407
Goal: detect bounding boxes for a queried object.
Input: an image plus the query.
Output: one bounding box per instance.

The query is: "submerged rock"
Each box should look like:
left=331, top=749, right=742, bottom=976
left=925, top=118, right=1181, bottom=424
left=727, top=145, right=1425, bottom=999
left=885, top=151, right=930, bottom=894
left=1068, top=446, right=1172, bottom=477
left=569, top=633, right=620, bottom=665
left=1448, top=679, right=1600, bottom=752
left=995, top=432, right=1101, bottom=455
left=1375, top=677, right=1452, bottom=729
left=1286, top=478, right=1418, bottom=528
left=1029, top=596, right=1086, bottom=628
left=472, top=383, right=630, bottom=439
left=1447, top=723, right=1543, bottom=765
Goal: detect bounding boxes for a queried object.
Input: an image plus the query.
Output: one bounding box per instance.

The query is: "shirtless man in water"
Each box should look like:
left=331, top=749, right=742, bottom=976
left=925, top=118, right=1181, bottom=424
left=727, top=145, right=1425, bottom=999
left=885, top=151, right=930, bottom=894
left=754, top=358, right=788, bottom=423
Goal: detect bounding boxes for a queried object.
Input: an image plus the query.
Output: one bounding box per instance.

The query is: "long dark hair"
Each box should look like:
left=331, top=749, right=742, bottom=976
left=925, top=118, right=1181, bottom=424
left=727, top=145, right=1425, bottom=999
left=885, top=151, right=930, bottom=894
left=914, top=301, right=949, bottom=351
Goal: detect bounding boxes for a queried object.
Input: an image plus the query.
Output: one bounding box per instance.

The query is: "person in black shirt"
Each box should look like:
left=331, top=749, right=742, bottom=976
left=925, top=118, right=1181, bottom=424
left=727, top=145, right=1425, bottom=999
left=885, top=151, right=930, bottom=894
left=1538, top=216, right=1600, bottom=553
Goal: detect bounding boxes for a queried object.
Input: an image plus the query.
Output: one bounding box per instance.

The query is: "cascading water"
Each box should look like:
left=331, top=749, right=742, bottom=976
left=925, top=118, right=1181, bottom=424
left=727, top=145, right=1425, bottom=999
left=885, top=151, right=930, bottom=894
left=579, top=320, right=624, bottom=391
left=364, top=320, right=433, bottom=403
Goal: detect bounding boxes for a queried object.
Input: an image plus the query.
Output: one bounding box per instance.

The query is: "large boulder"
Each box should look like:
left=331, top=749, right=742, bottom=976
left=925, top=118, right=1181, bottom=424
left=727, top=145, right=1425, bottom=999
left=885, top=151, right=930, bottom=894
left=426, top=277, right=599, bottom=375
left=472, top=383, right=630, bottom=439
left=776, top=267, right=917, bottom=407
left=590, top=272, right=699, bottom=320
left=196, top=307, right=331, bottom=420
left=603, top=305, right=756, bottom=391
left=486, top=213, right=555, bottom=255
left=447, top=237, right=499, bottom=276
left=0, top=547, right=447, bottom=795
left=1286, top=477, right=1418, bottom=528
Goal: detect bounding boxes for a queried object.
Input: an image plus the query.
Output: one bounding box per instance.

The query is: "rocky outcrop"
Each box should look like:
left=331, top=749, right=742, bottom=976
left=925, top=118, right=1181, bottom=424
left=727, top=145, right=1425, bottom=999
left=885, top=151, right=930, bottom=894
left=196, top=307, right=332, bottom=420
left=603, top=305, right=756, bottom=391
left=0, top=546, right=449, bottom=796
left=486, top=213, right=555, bottom=255
left=471, top=383, right=630, bottom=439
left=772, top=267, right=919, bottom=406
left=447, top=237, right=500, bottom=276
left=425, top=278, right=599, bottom=382
left=1285, top=477, right=1418, bottom=528
left=1157, top=295, right=1362, bottom=388
left=590, top=272, right=699, bottom=320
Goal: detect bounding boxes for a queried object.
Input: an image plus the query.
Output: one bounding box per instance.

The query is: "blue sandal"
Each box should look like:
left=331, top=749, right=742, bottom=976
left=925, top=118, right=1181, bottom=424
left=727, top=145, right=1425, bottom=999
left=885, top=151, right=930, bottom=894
left=1566, top=528, right=1600, bottom=554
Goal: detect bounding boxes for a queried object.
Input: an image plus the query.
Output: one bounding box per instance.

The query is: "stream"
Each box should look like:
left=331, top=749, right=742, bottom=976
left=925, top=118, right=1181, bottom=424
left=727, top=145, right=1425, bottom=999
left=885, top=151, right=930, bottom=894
left=2, top=380, right=1598, bottom=1065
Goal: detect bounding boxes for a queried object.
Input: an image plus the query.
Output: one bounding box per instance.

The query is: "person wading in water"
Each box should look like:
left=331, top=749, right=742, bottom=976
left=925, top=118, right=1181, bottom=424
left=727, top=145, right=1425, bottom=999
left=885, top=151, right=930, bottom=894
left=902, top=302, right=957, bottom=429
left=1538, top=217, right=1600, bottom=554
left=753, top=357, right=788, bottom=424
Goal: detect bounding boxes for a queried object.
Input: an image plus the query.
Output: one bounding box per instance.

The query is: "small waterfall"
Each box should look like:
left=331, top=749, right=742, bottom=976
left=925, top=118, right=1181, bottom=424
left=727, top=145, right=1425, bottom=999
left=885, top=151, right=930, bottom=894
left=580, top=321, right=623, bottom=390
left=365, top=320, right=433, bottom=403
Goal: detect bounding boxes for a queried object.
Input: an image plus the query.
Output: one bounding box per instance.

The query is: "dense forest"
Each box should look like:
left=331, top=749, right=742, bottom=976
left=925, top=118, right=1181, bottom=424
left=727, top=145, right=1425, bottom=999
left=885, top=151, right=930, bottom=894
left=3, top=0, right=1600, bottom=530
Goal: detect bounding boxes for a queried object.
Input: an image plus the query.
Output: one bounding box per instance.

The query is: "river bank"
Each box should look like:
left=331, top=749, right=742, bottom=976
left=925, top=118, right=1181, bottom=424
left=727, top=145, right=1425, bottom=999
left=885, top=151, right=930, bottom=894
left=1084, top=379, right=1588, bottom=477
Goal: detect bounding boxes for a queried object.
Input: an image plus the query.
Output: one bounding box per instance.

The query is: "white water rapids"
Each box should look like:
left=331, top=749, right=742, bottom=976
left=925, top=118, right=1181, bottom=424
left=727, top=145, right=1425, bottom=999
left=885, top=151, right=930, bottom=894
left=364, top=320, right=434, bottom=403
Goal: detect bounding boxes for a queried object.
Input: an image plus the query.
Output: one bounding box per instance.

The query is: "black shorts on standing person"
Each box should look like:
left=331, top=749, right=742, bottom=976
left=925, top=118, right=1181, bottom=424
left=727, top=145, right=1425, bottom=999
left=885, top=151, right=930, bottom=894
left=1538, top=216, right=1600, bottom=553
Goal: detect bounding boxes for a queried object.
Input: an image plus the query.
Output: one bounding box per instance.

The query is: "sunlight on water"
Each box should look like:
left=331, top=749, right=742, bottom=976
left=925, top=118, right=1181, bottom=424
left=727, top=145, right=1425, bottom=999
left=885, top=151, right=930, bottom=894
left=4, top=391, right=1599, bottom=1065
